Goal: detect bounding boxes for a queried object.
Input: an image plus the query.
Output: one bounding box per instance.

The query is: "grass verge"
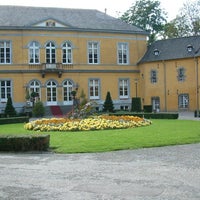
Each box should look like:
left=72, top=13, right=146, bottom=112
left=0, top=119, right=200, bottom=153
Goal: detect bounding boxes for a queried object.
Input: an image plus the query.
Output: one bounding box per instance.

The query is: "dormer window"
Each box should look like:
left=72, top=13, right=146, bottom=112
left=187, top=44, right=193, bottom=52
left=46, top=20, right=56, bottom=27
left=154, top=49, right=159, bottom=56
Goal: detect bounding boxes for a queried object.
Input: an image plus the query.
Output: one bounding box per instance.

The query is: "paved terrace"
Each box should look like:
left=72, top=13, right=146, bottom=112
left=0, top=143, right=199, bottom=200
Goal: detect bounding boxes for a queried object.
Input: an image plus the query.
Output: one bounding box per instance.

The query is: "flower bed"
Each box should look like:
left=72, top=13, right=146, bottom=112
left=24, top=115, right=152, bottom=132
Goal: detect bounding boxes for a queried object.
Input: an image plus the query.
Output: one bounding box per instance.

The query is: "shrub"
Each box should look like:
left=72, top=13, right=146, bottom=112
left=4, top=96, right=17, bottom=117
left=0, top=134, right=50, bottom=151
left=103, top=91, right=114, bottom=112
left=32, top=101, right=45, bottom=117
left=131, top=97, right=142, bottom=112
left=0, top=116, right=29, bottom=124
left=194, top=110, right=200, bottom=117
left=109, top=111, right=179, bottom=119
left=143, top=105, right=153, bottom=113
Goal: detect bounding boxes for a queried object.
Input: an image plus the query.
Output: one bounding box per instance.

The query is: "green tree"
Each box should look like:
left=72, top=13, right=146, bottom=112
left=103, top=91, right=114, bottom=112
left=4, top=96, right=17, bottom=117
left=162, top=0, right=200, bottom=38
left=162, top=16, right=189, bottom=39
left=32, top=101, right=45, bottom=117
left=120, top=0, right=167, bottom=44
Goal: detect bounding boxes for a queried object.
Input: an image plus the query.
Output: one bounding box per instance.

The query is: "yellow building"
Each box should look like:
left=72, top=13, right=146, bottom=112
left=0, top=6, right=199, bottom=115
left=139, top=36, right=200, bottom=113
left=0, top=6, right=147, bottom=115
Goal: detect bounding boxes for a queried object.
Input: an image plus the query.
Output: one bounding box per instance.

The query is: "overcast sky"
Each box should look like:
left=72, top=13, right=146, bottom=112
left=0, top=0, right=192, bottom=20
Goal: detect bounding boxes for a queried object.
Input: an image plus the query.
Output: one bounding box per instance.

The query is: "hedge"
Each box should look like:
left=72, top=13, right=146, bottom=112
left=0, top=134, right=50, bottom=152
left=111, top=112, right=179, bottom=119
left=0, top=116, right=29, bottom=125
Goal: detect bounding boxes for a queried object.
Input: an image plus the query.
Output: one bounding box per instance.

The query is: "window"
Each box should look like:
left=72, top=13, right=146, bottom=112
left=118, top=43, right=129, bottom=64
left=151, top=70, right=157, bottom=83
left=46, top=20, right=56, bottom=27
left=0, top=80, right=11, bottom=101
left=29, top=80, right=40, bottom=98
left=88, top=42, right=99, bottom=64
left=178, top=94, right=189, bottom=109
left=0, top=41, right=11, bottom=64
left=153, top=49, right=160, bottom=56
left=187, top=45, right=193, bottom=52
left=151, top=97, right=160, bottom=111
left=46, top=42, right=56, bottom=64
left=62, top=42, right=72, bottom=64
left=63, top=80, right=73, bottom=104
left=177, top=67, right=185, bottom=81
left=29, top=41, right=40, bottom=64
left=46, top=80, right=57, bottom=104
left=120, top=105, right=129, bottom=111
left=119, top=79, right=129, bottom=98
left=89, top=79, right=100, bottom=99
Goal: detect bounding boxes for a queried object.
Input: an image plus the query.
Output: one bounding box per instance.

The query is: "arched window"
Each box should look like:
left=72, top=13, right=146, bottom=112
left=63, top=80, right=73, bottom=105
left=62, top=42, right=72, bottom=64
left=29, top=80, right=40, bottom=98
left=29, top=41, right=40, bottom=64
left=46, top=42, right=56, bottom=64
left=46, top=80, right=57, bottom=105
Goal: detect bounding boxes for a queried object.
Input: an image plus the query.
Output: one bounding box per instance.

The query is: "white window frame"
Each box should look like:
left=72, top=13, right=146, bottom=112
left=62, top=42, right=73, bottom=64
left=29, top=80, right=41, bottom=98
left=0, top=41, right=11, bottom=64
left=0, top=80, right=12, bottom=102
left=29, top=41, right=40, bottom=64
left=63, top=80, right=73, bottom=105
left=46, top=80, right=57, bottom=105
left=118, top=43, right=129, bottom=65
left=119, top=79, right=129, bottom=99
left=89, top=79, right=100, bottom=100
left=46, top=42, right=56, bottom=64
left=88, top=41, right=100, bottom=64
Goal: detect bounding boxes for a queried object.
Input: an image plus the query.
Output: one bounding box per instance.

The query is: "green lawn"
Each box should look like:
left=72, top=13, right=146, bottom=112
left=0, top=119, right=200, bottom=153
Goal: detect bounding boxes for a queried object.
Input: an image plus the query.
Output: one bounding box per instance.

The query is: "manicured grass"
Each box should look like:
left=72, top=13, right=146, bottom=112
left=0, top=119, right=200, bottom=153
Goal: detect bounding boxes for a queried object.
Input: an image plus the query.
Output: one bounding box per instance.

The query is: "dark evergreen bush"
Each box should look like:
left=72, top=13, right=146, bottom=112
left=4, top=96, right=17, bottom=117
left=103, top=91, right=114, bottom=112
left=32, top=101, right=45, bottom=117
left=131, top=97, right=142, bottom=112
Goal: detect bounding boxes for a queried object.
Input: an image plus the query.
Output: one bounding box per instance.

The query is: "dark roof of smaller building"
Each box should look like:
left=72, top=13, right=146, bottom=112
left=0, top=5, right=147, bottom=34
left=139, top=36, right=200, bottom=63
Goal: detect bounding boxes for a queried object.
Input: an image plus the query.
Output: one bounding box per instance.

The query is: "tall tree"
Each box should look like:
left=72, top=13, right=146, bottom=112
left=120, top=0, right=167, bottom=44
left=162, top=16, right=190, bottom=39
left=162, top=0, right=200, bottom=38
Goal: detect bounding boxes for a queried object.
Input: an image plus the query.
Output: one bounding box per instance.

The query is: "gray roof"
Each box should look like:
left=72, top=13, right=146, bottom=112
left=0, top=5, right=147, bottom=34
left=139, top=36, right=200, bottom=63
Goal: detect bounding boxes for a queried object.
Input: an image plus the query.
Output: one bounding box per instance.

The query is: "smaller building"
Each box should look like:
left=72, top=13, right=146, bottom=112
left=139, top=36, right=200, bottom=112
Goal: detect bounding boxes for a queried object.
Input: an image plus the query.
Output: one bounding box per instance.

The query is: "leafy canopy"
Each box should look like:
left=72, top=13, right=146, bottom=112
left=162, top=0, right=200, bottom=38
left=120, top=0, right=167, bottom=44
